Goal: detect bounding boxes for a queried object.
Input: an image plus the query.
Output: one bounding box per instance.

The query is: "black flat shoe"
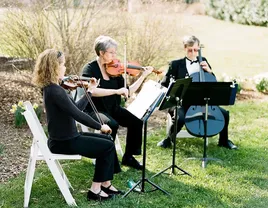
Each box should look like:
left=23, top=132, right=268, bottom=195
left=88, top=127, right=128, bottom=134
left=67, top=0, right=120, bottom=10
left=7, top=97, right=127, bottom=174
left=122, top=155, right=143, bottom=170
left=157, top=138, right=172, bottom=148
left=101, top=185, right=124, bottom=195
left=87, top=190, right=113, bottom=201
left=218, top=140, right=238, bottom=150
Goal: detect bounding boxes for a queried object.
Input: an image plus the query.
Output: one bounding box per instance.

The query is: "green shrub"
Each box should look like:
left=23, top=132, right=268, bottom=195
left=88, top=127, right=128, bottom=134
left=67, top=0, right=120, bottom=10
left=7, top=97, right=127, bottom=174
left=0, top=0, right=180, bottom=74
left=236, top=82, right=242, bottom=93
left=10, top=101, right=42, bottom=128
left=256, top=78, right=268, bottom=93
left=206, top=0, right=268, bottom=27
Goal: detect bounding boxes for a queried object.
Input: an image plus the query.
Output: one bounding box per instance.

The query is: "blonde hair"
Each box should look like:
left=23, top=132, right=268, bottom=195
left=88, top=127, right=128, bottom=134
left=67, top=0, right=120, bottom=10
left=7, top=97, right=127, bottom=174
left=32, top=49, right=64, bottom=88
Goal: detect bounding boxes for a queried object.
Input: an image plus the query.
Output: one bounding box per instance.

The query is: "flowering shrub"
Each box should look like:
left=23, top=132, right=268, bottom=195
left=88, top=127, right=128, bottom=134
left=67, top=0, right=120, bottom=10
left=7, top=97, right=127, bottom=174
left=10, top=101, right=42, bottom=128
left=206, top=0, right=268, bottom=27
left=221, top=73, right=268, bottom=94
left=221, top=73, right=242, bottom=93
left=256, top=78, right=268, bottom=94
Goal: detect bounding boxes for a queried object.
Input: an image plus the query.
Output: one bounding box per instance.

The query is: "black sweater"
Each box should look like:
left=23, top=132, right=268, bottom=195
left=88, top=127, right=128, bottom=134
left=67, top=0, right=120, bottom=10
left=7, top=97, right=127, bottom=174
left=43, top=84, right=101, bottom=141
left=82, top=60, right=125, bottom=115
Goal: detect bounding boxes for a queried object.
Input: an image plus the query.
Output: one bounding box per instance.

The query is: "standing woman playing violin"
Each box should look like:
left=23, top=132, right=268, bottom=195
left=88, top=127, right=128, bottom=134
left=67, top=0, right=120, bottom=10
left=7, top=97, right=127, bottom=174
left=82, top=35, right=154, bottom=170
left=32, top=49, right=122, bottom=201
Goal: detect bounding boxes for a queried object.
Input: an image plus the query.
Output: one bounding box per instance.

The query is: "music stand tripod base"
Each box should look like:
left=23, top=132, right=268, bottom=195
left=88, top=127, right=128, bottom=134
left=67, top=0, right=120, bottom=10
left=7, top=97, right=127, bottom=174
left=152, top=78, right=192, bottom=178
left=185, top=157, right=223, bottom=168
left=151, top=104, right=192, bottom=178
left=123, top=93, right=170, bottom=198
left=183, top=81, right=237, bottom=168
left=122, top=177, right=170, bottom=198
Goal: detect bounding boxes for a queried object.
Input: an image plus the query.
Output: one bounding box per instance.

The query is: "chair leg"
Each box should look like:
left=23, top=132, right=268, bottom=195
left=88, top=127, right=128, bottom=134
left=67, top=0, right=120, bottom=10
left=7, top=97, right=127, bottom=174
left=55, top=160, right=74, bottom=190
left=24, top=145, right=38, bottom=208
left=46, top=159, right=77, bottom=206
left=115, top=135, right=124, bottom=157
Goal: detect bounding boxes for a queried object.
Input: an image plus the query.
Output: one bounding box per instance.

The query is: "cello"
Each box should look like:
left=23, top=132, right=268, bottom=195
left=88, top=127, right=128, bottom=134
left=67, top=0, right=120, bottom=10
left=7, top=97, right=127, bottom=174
left=184, top=47, right=225, bottom=137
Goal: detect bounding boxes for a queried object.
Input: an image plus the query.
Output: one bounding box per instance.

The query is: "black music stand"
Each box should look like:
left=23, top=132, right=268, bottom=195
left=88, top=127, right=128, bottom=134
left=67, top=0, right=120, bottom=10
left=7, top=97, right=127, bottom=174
left=122, top=91, right=170, bottom=198
left=152, top=78, right=192, bottom=178
left=182, top=81, right=237, bottom=168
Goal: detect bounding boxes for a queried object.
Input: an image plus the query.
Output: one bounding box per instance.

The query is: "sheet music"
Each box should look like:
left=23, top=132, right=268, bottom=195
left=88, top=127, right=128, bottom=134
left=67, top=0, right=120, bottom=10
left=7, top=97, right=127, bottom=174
left=127, top=80, right=167, bottom=119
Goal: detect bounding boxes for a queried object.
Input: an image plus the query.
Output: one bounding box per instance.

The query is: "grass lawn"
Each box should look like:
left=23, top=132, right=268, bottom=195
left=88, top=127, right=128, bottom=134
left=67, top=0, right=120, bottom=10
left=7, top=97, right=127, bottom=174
left=163, top=15, right=268, bottom=79
left=1, top=99, right=268, bottom=208
left=0, top=4, right=268, bottom=207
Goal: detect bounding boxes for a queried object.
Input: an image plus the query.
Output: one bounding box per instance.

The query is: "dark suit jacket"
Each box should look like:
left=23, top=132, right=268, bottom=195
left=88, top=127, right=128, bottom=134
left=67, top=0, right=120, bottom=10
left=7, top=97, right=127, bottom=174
left=161, top=57, right=212, bottom=88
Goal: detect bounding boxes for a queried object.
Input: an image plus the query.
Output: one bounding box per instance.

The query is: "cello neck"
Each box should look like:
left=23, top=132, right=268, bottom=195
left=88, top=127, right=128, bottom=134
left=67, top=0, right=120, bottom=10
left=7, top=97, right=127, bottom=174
left=198, top=48, right=205, bottom=82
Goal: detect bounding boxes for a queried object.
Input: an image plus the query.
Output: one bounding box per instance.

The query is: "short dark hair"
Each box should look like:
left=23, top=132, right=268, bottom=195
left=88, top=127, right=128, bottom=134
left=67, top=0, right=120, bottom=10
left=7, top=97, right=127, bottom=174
left=94, top=35, right=118, bottom=56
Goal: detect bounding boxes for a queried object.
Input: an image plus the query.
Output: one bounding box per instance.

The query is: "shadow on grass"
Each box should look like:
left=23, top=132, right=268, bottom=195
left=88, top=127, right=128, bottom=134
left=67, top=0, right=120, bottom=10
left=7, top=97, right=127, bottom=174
left=1, top=128, right=268, bottom=208
left=0, top=157, right=233, bottom=208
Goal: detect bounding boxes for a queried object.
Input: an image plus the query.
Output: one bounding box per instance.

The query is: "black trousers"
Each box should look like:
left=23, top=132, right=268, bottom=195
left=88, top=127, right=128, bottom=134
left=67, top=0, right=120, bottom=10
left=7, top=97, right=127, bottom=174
left=48, top=132, right=121, bottom=183
left=88, top=106, right=143, bottom=156
left=168, top=106, right=229, bottom=144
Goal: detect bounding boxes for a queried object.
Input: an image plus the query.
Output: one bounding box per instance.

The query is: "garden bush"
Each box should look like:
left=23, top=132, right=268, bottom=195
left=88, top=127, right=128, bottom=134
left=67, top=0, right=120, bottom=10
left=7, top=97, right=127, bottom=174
left=206, top=0, right=268, bottom=27
left=0, top=0, right=180, bottom=75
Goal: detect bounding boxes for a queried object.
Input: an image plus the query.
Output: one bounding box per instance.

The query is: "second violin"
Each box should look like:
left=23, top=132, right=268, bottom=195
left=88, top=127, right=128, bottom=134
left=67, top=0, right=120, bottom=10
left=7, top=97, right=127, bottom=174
left=60, top=76, right=97, bottom=91
left=105, top=59, right=161, bottom=77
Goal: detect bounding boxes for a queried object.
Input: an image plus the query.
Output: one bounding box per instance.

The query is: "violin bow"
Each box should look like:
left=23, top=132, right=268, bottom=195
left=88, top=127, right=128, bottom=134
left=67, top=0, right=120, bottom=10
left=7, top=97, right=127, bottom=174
left=123, top=43, right=127, bottom=89
left=123, top=43, right=128, bottom=101
left=70, top=63, right=104, bottom=126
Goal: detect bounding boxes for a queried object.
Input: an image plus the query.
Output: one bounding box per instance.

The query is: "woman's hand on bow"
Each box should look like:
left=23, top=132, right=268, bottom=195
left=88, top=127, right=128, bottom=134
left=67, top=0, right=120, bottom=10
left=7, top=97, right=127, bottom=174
left=100, top=124, right=112, bottom=134
left=87, top=78, right=100, bottom=92
left=116, top=87, right=128, bottom=98
left=142, top=66, right=154, bottom=77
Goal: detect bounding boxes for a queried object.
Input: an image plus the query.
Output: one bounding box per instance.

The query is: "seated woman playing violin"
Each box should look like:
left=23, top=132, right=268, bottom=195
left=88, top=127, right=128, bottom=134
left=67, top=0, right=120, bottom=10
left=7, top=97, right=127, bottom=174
left=32, top=49, right=123, bottom=201
left=81, top=35, right=154, bottom=170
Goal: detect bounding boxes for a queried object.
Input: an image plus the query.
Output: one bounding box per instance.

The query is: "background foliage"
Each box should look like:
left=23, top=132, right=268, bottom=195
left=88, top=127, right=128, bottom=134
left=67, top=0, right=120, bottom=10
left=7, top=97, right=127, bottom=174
left=206, top=0, right=268, bottom=27
left=0, top=0, right=180, bottom=74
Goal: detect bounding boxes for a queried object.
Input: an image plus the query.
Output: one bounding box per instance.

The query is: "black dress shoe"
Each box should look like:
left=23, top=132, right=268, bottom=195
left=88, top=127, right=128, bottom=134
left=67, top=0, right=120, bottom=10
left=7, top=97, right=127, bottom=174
left=122, top=155, right=143, bottom=170
left=87, top=190, right=114, bottom=201
left=157, top=138, right=172, bottom=148
left=218, top=140, right=238, bottom=150
left=101, top=185, right=124, bottom=195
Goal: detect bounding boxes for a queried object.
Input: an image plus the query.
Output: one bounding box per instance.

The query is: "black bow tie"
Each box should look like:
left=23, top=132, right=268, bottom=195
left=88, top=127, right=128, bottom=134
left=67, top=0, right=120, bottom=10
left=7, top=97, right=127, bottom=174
left=186, top=57, right=199, bottom=65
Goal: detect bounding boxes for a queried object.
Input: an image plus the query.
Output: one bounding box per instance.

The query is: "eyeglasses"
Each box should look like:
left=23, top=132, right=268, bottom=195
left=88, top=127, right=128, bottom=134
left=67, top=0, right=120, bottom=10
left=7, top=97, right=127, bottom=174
left=105, top=51, right=117, bottom=55
left=57, top=51, right=63, bottom=58
left=187, top=48, right=199, bottom=53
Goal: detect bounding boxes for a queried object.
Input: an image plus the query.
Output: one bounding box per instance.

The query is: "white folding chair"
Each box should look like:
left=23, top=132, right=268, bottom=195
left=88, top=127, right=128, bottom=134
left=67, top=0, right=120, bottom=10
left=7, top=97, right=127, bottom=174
left=23, top=101, right=81, bottom=207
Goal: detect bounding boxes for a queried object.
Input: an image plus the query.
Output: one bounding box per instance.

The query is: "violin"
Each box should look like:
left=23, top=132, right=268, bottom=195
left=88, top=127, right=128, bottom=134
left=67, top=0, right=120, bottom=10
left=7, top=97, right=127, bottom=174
left=105, top=59, right=161, bottom=77
left=60, top=76, right=96, bottom=91
left=184, top=48, right=225, bottom=137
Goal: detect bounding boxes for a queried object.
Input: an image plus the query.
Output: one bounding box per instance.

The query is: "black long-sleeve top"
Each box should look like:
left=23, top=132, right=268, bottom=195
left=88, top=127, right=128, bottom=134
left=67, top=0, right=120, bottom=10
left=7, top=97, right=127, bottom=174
left=43, top=83, right=102, bottom=141
left=82, top=60, right=125, bottom=115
